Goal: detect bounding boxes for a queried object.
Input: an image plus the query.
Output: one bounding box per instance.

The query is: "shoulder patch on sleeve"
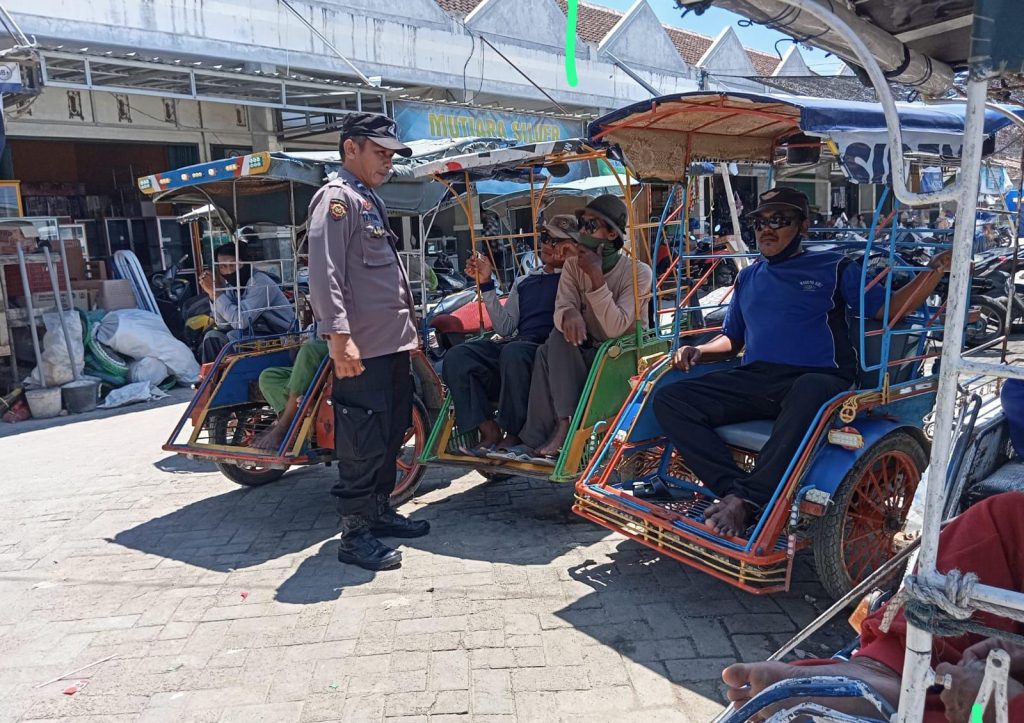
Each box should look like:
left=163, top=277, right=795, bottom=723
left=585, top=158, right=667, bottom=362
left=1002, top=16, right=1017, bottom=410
left=329, top=198, right=347, bottom=221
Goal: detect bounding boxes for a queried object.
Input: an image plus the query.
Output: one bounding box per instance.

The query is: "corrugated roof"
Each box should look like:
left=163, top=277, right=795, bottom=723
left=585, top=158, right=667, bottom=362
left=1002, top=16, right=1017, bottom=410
left=434, top=0, right=782, bottom=76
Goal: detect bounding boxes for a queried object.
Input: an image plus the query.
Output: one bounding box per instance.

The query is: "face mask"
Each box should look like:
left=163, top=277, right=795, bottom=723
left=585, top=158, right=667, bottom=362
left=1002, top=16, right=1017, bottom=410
left=222, top=265, right=251, bottom=287
left=579, top=233, right=621, bottom=272
left=764, top=234, right=803, bottom=265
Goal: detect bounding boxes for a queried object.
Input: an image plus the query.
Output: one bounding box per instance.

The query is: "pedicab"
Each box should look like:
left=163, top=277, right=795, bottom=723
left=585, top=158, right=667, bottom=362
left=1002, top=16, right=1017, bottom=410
left=571, top=90, right=1023, bottom=601
left=140, top=151, right=445, bottom=502
left=411, top=138, right=670, bottom=483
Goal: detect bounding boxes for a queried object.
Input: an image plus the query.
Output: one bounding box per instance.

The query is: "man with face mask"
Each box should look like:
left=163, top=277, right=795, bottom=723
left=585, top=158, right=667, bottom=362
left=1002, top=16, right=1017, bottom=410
left=198, top=243, right=295, bottom=363
left=652, top=188, right=951, bottom=538
left=505, top=195, right=653, bottom=461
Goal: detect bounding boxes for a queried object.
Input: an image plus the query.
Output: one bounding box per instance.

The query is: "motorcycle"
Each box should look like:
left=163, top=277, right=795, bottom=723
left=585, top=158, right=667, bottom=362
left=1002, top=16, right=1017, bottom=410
left=150, top=255, right=212, bottom=359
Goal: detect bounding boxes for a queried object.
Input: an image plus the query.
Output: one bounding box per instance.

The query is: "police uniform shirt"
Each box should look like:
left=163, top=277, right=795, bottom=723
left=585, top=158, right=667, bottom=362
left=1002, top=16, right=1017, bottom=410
left=307, top=168, right=419, bottom=360
left=722, top=250, right=886, bottom=377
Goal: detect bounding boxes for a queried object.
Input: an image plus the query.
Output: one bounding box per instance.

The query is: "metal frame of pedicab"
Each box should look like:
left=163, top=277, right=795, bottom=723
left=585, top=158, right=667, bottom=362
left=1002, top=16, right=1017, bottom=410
left=662, top=1, right=1024, bottom=721
left=571, top=91, right=1024, bottom=601
left=140, top=151, right=445, bottom=498
left=412, top=139, right=669, bottom=482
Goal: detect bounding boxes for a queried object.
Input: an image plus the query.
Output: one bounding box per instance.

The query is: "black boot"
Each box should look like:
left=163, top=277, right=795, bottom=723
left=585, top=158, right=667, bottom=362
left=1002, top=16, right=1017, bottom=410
left=370, top=494, right=430, bottom=538
left=337, top=515, right=402, bottom=570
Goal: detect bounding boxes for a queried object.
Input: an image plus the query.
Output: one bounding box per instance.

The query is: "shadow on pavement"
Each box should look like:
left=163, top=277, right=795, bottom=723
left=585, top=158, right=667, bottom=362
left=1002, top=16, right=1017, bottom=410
left=152, top=453, right=216, bottom=474
left=555, top=543, right=850, bottom=695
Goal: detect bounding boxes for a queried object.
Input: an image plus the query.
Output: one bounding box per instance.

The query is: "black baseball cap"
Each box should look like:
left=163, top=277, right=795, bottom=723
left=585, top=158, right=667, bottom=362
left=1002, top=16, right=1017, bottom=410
left=747, top=187, right=810, bottom=219
left=339, top=112, right=412, bottom=158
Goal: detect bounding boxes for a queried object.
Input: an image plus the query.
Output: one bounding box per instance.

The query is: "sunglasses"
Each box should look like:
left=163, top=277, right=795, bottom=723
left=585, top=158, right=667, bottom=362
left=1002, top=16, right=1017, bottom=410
left=577, top=216, right=606, bottom=233
left=751, top=213, right=800, bottom=232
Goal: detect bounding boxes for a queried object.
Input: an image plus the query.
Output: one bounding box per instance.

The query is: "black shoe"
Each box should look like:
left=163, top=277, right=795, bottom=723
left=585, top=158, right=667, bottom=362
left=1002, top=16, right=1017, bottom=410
left=337, top=519, right=402, bottom=570
left=371, top=509, right=431, bottom=538
left=371, top=494, right=430, bottom=538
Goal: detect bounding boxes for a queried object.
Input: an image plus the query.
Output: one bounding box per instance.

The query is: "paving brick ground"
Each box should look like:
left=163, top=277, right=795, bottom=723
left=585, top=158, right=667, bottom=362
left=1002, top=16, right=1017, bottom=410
left=0, top=390, right=850, bottom=722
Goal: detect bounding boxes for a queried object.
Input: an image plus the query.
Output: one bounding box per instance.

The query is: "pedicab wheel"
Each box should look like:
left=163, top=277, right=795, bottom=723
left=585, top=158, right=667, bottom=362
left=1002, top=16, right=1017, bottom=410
left=812, top=431, right=927, bottom=600
left=391, top=397, right=429, bottom=506
left=210, top=406, right=288, bottom=487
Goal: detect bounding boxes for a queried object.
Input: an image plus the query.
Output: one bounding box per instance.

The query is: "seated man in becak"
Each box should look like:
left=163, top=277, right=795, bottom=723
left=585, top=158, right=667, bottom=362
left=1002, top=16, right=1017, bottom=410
left=510, top=195, right=653, bottom=461
left=198, top=243, right=295, bottom=363
left=723, top=492, right=1024, bottom=722
left=652, top=188, right=951, bottom=536
left=252, top=335, right=329, bottom=450
left=441, top=215, right=579, bottom=455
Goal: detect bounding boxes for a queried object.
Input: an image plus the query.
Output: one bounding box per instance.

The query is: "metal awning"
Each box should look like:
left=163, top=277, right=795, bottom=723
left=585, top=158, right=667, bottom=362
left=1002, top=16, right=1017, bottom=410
left=37, top=46, right=396, bottom=117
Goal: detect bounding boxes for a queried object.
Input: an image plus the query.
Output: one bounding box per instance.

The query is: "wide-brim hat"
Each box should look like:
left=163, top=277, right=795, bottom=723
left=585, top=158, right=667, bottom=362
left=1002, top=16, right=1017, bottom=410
left=542, top=214, right=581, bottom=242
left=576, top=194, right=628, bottom=242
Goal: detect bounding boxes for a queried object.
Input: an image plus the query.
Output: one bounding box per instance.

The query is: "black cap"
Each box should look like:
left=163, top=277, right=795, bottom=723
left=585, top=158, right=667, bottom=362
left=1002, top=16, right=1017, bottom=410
left=339, top=112, right=412, bottom=158
left=747, top=187, right=809, bottom=219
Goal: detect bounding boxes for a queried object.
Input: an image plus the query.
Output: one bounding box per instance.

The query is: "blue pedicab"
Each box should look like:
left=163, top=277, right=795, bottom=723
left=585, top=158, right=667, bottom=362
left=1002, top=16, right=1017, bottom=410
left=140, top=152, right=444, bottom=498
left=572, top=91, right=1019, bottom=599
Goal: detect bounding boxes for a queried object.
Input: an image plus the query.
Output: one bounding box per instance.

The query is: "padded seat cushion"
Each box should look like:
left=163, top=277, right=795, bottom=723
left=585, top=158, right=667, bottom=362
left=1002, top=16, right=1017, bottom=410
left=714, top=419, right=775, bottom=452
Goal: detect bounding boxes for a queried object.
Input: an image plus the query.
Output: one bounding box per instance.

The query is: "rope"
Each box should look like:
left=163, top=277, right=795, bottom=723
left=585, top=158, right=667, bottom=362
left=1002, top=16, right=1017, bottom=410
left=881, top=569, right=1024, bottom=646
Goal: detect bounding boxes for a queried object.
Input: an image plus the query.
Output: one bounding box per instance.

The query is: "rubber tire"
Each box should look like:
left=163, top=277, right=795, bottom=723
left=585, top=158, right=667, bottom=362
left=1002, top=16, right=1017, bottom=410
left=210, top=406, right=288, bottom=487
left=390, top=397, right=429, bottom=506
left=812, top=431, right=928, bottom=600
left=965, top=296, right=1007, bottom=347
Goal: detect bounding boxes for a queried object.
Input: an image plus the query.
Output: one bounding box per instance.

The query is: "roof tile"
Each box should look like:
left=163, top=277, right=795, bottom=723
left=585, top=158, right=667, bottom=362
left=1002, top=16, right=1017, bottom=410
left=434, top=0, right=782, bottom=76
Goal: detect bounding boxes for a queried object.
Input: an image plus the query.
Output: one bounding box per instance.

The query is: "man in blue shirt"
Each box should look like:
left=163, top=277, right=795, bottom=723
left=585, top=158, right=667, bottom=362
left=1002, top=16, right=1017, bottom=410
left=442, top=215, right=579, bottom=455
left=652, top=188, right=950, bottom=537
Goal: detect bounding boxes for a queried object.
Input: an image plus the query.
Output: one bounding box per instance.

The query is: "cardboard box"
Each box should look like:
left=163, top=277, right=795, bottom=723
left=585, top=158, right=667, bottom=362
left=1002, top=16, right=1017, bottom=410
left=17, top=290, right=91, bottom=311
left=96, top=280, right=137, bottom=311
left=0, top=221, right=39, bottom=255
left=62, top=239, right=86, bottom=281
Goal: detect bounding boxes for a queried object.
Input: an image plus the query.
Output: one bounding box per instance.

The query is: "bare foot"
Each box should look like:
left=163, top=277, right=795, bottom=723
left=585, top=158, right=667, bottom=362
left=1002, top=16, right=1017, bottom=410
left=535, top=418, right=570, bottom=457
left=497, top=434, right=521, bottom=451
left=252, top=422, right=286, bottom=451
left=703, top=494, right=753, bottom=537
left=722, top=658, right=902, bottom=715
left=477, top=419, right=503, bottom=448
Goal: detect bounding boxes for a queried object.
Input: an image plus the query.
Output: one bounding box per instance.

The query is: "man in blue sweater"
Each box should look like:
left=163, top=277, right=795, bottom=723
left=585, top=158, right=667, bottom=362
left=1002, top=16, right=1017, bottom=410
left=442, top=215, right=579, bottom=455
left=653, top=188, right=950, bottom=536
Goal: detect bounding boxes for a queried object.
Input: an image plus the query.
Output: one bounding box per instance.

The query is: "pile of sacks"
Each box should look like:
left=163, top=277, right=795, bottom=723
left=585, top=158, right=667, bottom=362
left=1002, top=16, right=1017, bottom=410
left=28, top=309, right=200, bottom=394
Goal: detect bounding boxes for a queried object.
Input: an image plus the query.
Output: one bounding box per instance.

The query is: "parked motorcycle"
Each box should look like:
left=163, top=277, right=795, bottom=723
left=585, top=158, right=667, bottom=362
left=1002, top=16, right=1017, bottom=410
left=151, top=255, right=212, bottom=359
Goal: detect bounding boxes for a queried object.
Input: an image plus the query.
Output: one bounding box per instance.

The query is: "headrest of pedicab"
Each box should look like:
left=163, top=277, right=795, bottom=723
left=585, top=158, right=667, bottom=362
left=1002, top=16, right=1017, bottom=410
left=577, top=194, right=628, bottom=248
left=339, top=112, right=412, bottom=158
left=747, top=187, right=810, bottom=220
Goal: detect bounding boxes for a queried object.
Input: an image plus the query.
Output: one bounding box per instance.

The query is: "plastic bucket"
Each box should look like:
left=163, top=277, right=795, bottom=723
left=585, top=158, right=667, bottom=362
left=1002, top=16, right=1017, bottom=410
left=62, top=379, right=99, bottom=414
left=25, top=387, right=62, bottom=419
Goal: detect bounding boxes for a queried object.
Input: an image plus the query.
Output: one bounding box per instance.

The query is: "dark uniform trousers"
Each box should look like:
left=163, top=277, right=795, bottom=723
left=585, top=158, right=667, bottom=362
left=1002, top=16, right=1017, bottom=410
left=652, top=362, right=853, bottom=507
left=331, top=351, right=413, bottom=517
left=441, top=338, right=540, bottom=436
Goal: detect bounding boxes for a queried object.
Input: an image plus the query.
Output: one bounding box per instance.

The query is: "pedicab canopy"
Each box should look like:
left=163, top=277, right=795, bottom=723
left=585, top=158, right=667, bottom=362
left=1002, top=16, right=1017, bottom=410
left=588, top=91, right=1021, bottom=185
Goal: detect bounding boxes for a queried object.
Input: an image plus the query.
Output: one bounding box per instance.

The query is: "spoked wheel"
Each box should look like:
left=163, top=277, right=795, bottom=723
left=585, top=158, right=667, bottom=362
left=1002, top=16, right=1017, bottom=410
left=210, top=405, right=288, bottom=487
left=965, top=297, right=1006, bottom=347
left=391, top=397, right=429, bottom=505
left=813, top=431, right=927, bottom=600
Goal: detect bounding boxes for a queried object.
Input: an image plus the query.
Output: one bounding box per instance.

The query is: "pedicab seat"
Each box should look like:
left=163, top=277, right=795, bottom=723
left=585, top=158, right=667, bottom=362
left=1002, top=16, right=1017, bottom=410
left=714, top=419, right=775, bottom=452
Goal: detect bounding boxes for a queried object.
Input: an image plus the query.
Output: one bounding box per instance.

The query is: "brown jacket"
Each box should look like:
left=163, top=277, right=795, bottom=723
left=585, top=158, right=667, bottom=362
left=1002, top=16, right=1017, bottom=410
left=307, top=168, right=418, bottom=360
left=554, top=254, right=652, bottom=342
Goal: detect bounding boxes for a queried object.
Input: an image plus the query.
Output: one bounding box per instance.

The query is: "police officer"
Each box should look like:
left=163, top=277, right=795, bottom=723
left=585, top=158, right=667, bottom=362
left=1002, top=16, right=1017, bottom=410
left=307, top=113, right=429, bottom=571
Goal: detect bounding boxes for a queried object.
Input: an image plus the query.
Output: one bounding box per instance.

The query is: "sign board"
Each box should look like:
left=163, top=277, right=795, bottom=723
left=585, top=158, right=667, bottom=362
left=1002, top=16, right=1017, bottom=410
left=831, top=131, right=974, bottom=185
left=392, top=100, right=582, bottom=144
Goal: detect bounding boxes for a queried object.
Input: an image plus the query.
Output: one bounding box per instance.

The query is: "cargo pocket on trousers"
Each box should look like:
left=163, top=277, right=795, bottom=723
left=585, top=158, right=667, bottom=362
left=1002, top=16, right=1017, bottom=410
left=335, top=391, right=388, bottom=461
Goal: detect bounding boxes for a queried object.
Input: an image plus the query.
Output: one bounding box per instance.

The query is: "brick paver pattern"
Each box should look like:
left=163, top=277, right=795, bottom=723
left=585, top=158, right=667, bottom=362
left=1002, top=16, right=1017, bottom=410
left=0, top=392, right=847, bottom=722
